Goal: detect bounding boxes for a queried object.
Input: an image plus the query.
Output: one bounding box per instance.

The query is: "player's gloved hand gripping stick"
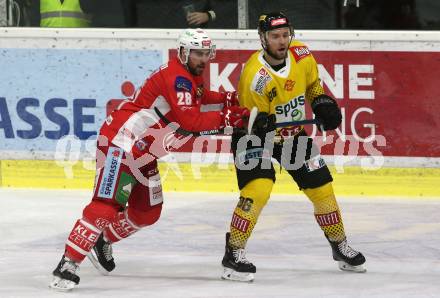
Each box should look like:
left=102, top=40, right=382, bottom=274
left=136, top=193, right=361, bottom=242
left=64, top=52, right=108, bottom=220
left=154, top=107, right=249, bottom=136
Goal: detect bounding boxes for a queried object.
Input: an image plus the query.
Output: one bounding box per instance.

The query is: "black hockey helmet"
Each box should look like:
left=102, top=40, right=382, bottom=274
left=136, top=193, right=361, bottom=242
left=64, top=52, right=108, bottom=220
left=258, top=12, right=293, bottom=35
left=257, top=12, right=294, bottom=52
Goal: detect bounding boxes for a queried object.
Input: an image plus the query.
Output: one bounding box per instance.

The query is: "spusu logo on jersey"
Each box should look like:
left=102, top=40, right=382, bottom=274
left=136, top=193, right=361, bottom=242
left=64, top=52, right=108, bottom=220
left=275, top=94, right=305, bottom=122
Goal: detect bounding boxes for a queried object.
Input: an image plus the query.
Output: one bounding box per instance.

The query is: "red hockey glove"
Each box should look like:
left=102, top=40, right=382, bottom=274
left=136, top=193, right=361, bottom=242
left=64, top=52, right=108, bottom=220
left=221, top=106, right=250, bottom=129
left=224, top=91, right=239, bottom=108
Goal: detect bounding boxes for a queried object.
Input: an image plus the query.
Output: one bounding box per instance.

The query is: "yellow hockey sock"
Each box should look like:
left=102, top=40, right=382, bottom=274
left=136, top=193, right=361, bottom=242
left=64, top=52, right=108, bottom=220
left=229, top=178, right=273, bottom=248
left=303, top=182, right=346, bottom=242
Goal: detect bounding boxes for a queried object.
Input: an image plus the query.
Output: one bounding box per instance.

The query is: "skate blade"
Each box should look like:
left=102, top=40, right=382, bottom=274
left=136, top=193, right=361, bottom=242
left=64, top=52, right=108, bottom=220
left=49, top=276, right=76, bottom=291
left=338, top=261, right=367, bottom=273
left=87, top=251, right=110, bottom=276
left=221, top=267, right=254, bottom=282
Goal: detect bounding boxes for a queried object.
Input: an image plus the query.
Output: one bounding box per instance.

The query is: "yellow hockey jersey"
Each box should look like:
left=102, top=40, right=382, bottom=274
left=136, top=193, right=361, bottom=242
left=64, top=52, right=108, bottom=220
left=238, top=40, right=324, bottom=139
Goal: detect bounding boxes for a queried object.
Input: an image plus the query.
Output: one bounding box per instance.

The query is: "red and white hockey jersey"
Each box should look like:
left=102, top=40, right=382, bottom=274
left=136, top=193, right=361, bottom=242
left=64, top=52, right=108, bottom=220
left=100, top=57, right=227, bottom=158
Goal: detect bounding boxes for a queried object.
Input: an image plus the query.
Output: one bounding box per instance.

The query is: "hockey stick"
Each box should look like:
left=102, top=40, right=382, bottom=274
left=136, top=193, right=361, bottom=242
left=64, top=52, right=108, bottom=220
left=247, top=107, right=259, bottom=134
left=275, top=119, right=321, bottom=128
left=154, top=107, right=234, bottom=136
left=247, top=107, right=322, bottom=133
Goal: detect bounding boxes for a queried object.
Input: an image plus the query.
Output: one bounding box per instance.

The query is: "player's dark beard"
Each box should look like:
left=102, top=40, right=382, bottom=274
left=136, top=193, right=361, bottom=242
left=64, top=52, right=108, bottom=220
left=266, top=47, right=288, bottom=61
left=187, top=63, right=205, bottom=76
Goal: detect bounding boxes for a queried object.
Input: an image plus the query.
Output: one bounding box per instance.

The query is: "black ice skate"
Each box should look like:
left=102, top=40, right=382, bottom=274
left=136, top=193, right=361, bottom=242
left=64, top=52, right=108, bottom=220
left=327, top=236, right=366, bottom=273
left=221, top=232, right=256, bottom=282
left=87, top=233, right=115, bottom=275
left=49, top=255, right=80, bottom=291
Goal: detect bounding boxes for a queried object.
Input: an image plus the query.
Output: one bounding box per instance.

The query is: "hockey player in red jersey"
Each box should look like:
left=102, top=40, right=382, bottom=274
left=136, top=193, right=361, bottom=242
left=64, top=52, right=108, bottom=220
left=49, top=28, right=250, bottom=291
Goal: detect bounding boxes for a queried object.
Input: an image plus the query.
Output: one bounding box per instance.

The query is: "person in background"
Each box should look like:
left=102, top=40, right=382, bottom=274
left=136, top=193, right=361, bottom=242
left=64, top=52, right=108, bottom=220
left=220, top=12, right=366, bottom=282
left=182, top=0, right=216, bottom=28
left=40, top=0, right=90, bottom=27
left=79, top=0, right=136, bottom=27
left=49, top=28, right=249, bottom=291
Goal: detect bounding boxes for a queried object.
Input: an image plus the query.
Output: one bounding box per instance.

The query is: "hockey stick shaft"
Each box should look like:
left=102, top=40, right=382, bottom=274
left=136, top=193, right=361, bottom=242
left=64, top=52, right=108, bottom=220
left=247, top=107, right=321, bottom=131
left=153, top=107, right=233, bottom=136
left=275, top=119, right=321, bottom=128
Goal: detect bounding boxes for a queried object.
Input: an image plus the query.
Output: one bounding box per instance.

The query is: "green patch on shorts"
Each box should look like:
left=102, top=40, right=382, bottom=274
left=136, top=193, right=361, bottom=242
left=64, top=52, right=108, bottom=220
left=115, top=172, right=137, bottom=206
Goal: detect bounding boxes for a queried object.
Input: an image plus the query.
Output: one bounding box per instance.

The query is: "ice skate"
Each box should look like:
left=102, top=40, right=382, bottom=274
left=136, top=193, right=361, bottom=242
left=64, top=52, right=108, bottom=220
left=49, top=255, right=80, bottom=291
left=88, top=233, right=115, bottom=275
left=327, top=236, right=366, bottom=273
left=221, top=233, right=256, bottom=282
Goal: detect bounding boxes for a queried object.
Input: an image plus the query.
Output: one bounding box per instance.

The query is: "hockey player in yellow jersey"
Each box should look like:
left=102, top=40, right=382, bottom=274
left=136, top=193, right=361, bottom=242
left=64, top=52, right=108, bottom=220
left=221, top=12, right=366, bottom=282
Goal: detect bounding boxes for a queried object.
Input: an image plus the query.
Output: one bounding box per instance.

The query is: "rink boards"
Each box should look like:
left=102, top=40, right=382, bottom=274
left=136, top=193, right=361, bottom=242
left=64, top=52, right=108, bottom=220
left=0, top=29, right=439, bottom=197
left=0, top=159, right=439, bottom=198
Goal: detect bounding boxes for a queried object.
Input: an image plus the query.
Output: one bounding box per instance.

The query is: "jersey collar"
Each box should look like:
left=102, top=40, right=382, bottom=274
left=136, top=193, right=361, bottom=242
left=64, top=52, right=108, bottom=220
left=257, top=50, right=292, bottom=79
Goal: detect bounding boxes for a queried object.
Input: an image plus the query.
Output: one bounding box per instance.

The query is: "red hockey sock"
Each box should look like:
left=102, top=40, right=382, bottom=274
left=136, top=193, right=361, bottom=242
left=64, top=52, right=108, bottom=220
left=64, top=200, right=119, bottom=263
left=103, top=205, right=162, bottom=243
left=65, top=219, right=101, bottom=263
left=103, top=210, right=142, bottom=243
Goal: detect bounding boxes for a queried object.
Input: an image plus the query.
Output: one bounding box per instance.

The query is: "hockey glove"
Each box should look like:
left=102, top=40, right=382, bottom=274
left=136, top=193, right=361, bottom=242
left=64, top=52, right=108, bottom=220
left=224, top=91, right=239, bottom=108
left=251, top=112, right=276, bottom=135
left=221, top=106, right=250, bottom=129
left=311, top=94, right=342, bottom=131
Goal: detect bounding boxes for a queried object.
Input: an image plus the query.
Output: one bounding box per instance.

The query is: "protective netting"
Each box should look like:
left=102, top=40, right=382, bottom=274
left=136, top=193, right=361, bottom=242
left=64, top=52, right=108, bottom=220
left=5, top=0, right=440, bottom=30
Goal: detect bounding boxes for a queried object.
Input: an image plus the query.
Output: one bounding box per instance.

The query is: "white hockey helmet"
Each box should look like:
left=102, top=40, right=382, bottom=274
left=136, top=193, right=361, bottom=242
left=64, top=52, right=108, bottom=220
left=177, top=28, right=216, bottom=64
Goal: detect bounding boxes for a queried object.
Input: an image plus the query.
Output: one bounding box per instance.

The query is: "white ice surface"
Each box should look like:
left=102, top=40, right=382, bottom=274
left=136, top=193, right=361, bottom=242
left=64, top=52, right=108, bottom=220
left=0, top=188, right=439, bottom=298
